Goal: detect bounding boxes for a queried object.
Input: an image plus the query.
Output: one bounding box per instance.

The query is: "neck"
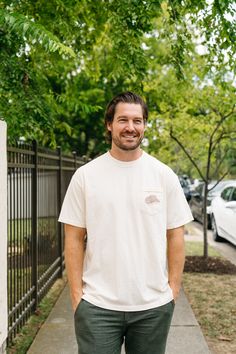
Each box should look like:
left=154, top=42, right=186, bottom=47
left=109, top=146, right=143, bottom=162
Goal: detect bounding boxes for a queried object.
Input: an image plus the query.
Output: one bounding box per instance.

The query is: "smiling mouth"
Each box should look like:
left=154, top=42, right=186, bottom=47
left=122, top=135, right=137, bottom=139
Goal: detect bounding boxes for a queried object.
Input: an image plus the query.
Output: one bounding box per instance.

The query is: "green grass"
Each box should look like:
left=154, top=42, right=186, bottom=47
left=185, top=241, right=221, bottom=257
left=8, top=219, right=31, bottom=243
left=183, top=273, right=236, bottom=353
left=7, top=274, right=67, bottom=354
left=8, top=264, right=49, bottom=305
left=8, top=217, right=57, bottom=243
left=183, top=240, right=236, bottom=353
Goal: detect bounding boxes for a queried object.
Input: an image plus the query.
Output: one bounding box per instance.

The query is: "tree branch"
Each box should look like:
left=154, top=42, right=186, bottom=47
left=212, top=132, right=236, bottom=152
left=208, top=171, right=229, bottom=192
left=209, top=103, right=236, bottom=152
left=170, top=127, right=206, bottom=181
left=211, top=149, right=230, bottom=177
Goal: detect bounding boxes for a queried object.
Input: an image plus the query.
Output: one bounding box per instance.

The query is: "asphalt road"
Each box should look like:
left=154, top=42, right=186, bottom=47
left=185, top=221, right=236, bottom=266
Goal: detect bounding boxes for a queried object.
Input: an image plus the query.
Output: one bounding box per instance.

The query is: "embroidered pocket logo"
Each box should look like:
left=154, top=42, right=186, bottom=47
left=145, top=195, right=160, bottom=204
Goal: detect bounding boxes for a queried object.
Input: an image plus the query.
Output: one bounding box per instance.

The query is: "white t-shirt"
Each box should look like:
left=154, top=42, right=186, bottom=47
left=59, top=151, right=193, bottom=311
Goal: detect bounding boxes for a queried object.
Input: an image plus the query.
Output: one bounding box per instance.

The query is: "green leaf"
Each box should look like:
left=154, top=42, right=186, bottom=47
left=0, top=9, right=75, bottom=58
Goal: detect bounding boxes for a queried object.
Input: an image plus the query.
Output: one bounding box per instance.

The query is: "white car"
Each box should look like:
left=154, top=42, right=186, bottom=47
left=211, top=181, right=236, bottom=245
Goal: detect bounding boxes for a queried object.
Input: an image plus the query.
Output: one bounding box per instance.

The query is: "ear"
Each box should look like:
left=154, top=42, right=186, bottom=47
left=107, top=122, right=112, bottom=131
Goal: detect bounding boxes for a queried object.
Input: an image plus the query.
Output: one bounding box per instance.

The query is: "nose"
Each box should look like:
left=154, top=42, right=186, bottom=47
left=125, top=120, right=135, bottom=131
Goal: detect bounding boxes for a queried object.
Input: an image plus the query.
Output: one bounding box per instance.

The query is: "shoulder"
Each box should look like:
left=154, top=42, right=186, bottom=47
left=143, top=152, right=177, bottom=179
left=73, top=152, right=109, bottom=178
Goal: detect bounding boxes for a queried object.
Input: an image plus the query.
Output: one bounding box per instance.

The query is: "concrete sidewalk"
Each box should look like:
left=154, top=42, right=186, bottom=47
left=27, top=285, right=211, bottom=354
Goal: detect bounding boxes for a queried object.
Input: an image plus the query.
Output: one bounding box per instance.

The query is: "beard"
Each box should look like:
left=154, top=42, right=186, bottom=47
left=111, top=134, right=144, bottom=151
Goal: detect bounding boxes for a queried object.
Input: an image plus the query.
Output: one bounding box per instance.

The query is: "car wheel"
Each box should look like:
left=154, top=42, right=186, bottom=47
left=207, top=214, right=212, bottom=230
left=211, top=215, right=223, bottom=242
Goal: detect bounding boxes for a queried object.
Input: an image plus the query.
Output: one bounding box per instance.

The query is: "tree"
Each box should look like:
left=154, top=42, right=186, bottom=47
left=159, top=0, right=236, bottom=78
left=144, top=48, right=236, bottom=257
left=169, top=87, right=235, bottom=258
left=0, top=0, right=161, bottom=150
left=2, top=0, right=235, bottom=151
left=0, top=5, right=76, bottom=144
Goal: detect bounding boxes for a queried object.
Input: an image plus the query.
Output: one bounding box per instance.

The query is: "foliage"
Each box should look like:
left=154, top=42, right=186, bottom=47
left=1, top=0, right=235, bottom=160
left=0, top=9, right=75, bottom=56
left=163, top=0, right=236, bottom=77
left=0, top=4, right=74, bottom=146
left=1, top=0, right=161, bottom=154
left=146, top=78, right=236, bottom=177
left=142, top=14, right=236, bottom=258
left=143, top=12, right=236, bottom=178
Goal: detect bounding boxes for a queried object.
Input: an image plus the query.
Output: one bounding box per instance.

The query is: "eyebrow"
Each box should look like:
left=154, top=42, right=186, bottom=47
left=116, top=115, right=143, bottom=119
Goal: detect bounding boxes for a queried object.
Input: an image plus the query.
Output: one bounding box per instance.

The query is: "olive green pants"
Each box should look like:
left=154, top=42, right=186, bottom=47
left=74, top=299, right=175, bottom=354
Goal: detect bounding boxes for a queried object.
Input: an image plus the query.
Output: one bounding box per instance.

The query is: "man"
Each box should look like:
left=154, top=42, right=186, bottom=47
left=59, top=92, right=193, bottom=354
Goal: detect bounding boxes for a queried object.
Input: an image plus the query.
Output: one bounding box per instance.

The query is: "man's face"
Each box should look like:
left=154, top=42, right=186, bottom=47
left=107, top=103, right=146, bottom=151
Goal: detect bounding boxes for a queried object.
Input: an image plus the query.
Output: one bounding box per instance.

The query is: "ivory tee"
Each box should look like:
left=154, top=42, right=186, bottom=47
left=59, top=151, right=193, bottom=311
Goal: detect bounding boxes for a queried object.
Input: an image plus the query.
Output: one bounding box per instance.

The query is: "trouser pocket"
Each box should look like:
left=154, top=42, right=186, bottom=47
left=74, top=299, right=84, bottom=318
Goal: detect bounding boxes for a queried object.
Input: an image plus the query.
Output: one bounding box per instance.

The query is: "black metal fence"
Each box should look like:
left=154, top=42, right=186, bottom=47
left=7, top=141, right=86, bottom=344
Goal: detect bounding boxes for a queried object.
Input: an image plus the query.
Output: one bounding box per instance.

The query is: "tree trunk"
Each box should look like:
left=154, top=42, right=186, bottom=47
left=203, top=181, right=208, bottom=259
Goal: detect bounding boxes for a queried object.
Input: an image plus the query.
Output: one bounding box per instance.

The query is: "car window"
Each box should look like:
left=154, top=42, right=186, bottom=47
left=196, top=184, right=203, bottom=194
left=221, top=187, right=233, bottom=201
left=179, top=179, right=187, bottom=188
left=209, top=181, right=226, bottom=194
left=230, top=188, right=236, bottom=201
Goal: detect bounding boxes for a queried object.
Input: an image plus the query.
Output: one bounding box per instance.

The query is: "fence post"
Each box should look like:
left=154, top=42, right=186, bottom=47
left=0, top=121, right=8, bottom=354
left=57, top=147, right=63, bottom=278
left=73, top=151, right=77, bottom=171
left=32, top=140, right=38, bottom=311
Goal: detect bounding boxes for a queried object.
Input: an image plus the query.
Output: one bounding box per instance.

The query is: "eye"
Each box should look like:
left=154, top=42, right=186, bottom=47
left=134, top=119, right=143, bottom=124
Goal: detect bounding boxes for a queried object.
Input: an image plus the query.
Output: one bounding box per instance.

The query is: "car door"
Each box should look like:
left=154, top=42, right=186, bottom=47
left=190, top=183, right=204, bottom=220
left=222, top=187, right=236, bottom=243
left=218, top=187, right=234, bottom=238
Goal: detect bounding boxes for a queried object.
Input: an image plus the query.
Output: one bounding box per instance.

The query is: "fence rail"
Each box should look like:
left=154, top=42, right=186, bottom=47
left=7, top=141, right=86, bottom=344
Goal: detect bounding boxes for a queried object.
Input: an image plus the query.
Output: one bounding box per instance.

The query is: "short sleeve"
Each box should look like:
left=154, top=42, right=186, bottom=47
left=166, top=174, right=193, bottom=229
left=58, top=169, right=86, bottom=228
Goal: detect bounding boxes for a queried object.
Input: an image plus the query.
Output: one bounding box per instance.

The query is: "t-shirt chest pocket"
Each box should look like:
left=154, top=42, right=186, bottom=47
left=140, top=190, right=163, bottom=216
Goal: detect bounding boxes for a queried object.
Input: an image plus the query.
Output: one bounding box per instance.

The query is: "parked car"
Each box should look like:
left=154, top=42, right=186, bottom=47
left=179, top=175, right=192, bottom=202
left=189, top=180, right=234, bottom=229
left=211, top=181, right=236, bottom=245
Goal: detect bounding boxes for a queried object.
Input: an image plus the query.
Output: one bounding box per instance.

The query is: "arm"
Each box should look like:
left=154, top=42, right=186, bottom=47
left=64, top=224, right=86, bottom=312
left=166, top=226, right=185, bottom=302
